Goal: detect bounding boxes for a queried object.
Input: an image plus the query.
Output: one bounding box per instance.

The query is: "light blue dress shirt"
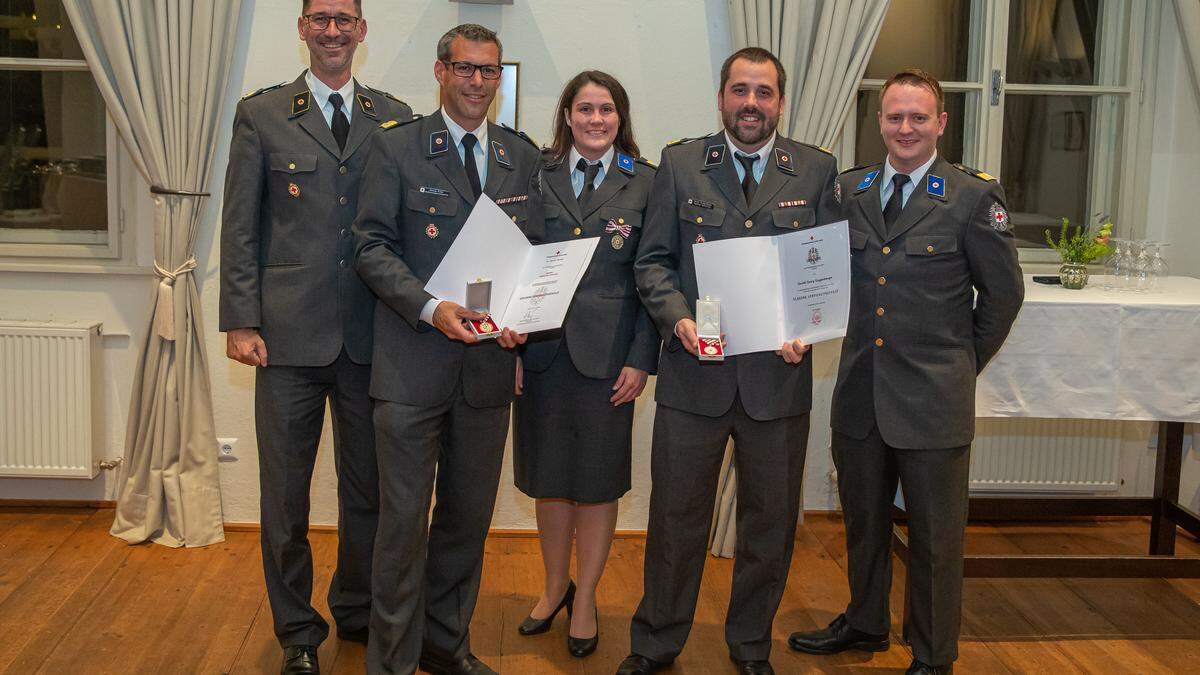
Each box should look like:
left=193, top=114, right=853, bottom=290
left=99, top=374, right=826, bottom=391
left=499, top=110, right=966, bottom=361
left=879, top=152, right=938, bottom=210
left=725, top=131, right=776, bottom=185
left=569, top=145, right=615, bottom=197
left=304, top=70, right=354, bottom=128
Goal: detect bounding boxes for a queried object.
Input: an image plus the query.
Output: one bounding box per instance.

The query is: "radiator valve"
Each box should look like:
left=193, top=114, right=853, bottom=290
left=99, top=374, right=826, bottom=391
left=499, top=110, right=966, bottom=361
left=98, top=458, right=123, bottom=471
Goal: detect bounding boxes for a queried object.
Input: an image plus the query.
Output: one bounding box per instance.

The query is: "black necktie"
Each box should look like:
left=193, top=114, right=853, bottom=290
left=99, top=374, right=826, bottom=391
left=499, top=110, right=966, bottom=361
left=577, top=158, right=601, bottom=208
left=736, top=153, right=758, bottom=202
left=328, top=92, right=349, bottom=152
left=883, top=173, right=910, bottom=232
left=461, top=133, right=482, bottom=199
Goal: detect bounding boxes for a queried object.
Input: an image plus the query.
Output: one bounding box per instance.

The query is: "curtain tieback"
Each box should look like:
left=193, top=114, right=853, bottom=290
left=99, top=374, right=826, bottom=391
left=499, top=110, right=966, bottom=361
left=150, top=185, right=211, bottom=197
left=152, top=257, right=197, bottom=341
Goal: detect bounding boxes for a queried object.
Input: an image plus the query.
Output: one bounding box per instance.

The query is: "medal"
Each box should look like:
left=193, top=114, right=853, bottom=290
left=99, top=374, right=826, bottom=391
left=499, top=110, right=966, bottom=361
left=426, top=224, right=439, bottom=238
left=611, top=234, right=624, bottom=250
left=288, top=183, right=300, bottom=198
left=479, top=321, right=493, bottom=333
left=703, top=344, right=717, bottom=355
left=695, top=234, right=705, bottom=244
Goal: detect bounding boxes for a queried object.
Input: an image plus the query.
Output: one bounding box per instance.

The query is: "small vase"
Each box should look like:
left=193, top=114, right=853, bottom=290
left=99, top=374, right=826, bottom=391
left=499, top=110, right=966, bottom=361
left=1059, top=262, right=1089, bottom=289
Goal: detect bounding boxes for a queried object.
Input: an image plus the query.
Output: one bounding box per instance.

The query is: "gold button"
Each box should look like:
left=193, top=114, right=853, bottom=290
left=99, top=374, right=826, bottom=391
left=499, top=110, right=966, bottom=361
left=882, top=246, right=892, bottom=255
left=927, top=245, right=935, bottom=253
left=339, top=165, right=347, bottom=175
left=696, top=216, right=704, bottom=224
left=876, top=307, right=885, bottom=316
left=874, top=338, right=884, bottom=347
left=428, top=206, right=436, bottom=214
left=511, top=215, right=518, bottom=222
left=878, top=276, right=886, bottom=286
left=792, top=220, right=799, bottom=227
left=288, top=162, right=296, bottom=170
left=618, top=217, right=625, bottom=224
left=745, top=219, right=753, bottom=228
left=573, top=227, right=582, bottom=235
left=338, top=196, right=348, bottom=205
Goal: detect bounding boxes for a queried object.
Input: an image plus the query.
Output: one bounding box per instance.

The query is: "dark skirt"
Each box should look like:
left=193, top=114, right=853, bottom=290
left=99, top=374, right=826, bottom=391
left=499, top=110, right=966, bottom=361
left=513, top=340, right=634, bottom=503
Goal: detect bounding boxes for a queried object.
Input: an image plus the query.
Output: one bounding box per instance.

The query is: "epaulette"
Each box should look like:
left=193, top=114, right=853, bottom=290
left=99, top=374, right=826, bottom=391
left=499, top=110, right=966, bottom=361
left=241, top=82, right=285, bottom=100
left=365, top=85, right=407, bottom=107
left=797, top=141, right=834, bottom=156
left=667, top=136, right=701, bottom=147
left=380, top=114, right=423, bottom=130
left=953, top=162, right=996, bottom=182
left=636, top=157, right=657, bottom=170
left=839, top=162, right=881, bottom=175
left=500, top=123, right=539, bottom=149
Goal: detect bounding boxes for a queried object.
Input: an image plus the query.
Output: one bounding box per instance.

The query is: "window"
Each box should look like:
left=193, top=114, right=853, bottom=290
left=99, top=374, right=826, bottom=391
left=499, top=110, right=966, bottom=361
left=0, top=0, right=124, bottom=262
left=842, top=0, right=1156, bottom=259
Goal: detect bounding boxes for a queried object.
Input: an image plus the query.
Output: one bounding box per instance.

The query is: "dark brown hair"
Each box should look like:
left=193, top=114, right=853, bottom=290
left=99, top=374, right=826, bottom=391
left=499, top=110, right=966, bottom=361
left=549, top=71, right=640, bottom=162
left=719, top=47, right=786, bottom=96
left=302, top=0, right=362, bottom=14
left=880, top=68, right=945, bottom=113
left=437, top=24, right=503, bottom=62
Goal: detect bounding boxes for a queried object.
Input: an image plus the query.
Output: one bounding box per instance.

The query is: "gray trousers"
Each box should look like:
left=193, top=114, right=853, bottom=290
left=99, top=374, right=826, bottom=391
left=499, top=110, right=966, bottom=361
left=255, top=349, right=378, bottom=648
left=831, top=426, right=970, bottom=666
left=630, top=399, right=809, bottom=662
left=367, top=391, right=509, bottom=674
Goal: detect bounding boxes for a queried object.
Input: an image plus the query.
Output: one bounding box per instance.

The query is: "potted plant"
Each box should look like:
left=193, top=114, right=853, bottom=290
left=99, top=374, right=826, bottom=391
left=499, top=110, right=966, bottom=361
left=1044, top=217, right=1112, bottom=289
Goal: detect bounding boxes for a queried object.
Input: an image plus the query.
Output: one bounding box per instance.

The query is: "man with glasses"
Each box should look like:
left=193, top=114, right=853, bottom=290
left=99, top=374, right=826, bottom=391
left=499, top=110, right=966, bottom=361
left=353, top=23, right=543, bottom=675
left=219, top=2, right=410, bottom=674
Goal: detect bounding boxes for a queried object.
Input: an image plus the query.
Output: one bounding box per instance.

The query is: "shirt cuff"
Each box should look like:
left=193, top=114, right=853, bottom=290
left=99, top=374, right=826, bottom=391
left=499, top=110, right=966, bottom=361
left=420, top=298, right=441, bottom=325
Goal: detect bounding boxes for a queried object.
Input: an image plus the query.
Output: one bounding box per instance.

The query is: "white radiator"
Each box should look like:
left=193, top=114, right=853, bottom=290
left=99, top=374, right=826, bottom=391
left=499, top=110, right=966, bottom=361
left=0, top=321, right=104, bottom=478
left=970, top=417, right=1123, bottom=493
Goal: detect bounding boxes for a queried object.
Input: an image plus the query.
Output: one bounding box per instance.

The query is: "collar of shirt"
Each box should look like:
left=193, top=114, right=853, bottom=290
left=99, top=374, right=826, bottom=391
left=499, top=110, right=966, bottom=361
left=304, top=70, right=355, bottom=127
left=880, top=151, right=938, bottom=210
left=440, top=107, right=489, bottom=187
left=725, top=130, right=776, bottom=185
left=569, top=144, right=615, bottom=197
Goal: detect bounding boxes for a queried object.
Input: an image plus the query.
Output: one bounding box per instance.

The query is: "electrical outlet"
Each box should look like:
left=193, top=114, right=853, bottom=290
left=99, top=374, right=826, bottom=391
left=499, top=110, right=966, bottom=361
left=218, top=437, right=239, bottom=462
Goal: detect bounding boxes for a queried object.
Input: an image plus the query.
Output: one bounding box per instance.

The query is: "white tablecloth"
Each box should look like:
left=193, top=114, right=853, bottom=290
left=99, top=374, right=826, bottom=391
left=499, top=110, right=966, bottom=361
left=977, top=276, right=1200, bottom=423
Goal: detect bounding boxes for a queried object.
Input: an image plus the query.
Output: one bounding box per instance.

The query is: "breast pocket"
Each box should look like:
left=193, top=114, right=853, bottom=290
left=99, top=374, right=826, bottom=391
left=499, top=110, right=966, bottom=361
left=269, top=153, right=318, bottom=202
left=405, top=188, right=460, bottom=219
left=772, top=206, right=815, bottom=230
left=904, top=235, right=959, bottom=259
left=679, top=202, right=726, bottom=228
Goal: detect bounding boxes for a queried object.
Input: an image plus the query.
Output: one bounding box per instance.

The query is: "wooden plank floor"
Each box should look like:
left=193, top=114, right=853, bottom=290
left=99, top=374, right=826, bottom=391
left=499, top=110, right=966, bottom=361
left=1, top=508, right=1198, bottom=673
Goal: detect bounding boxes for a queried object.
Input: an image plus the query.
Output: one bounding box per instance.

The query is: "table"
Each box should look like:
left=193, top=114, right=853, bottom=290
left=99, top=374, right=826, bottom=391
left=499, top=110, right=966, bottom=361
left=892, top=275, right=1200, bottom=580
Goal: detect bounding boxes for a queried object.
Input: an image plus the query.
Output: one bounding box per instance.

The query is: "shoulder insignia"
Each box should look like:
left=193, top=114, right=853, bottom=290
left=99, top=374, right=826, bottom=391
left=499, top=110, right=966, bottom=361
left=381, top=115, right=422, bottom=131
left=954, top=162, right=997, bottom=182
left=839, top=162, right=881, bottom=176
left=500, top=123, right=539, bottom=149
left=635, top=157, right=657, bottom=170
left=616, top=152, right=636, bottom=176
left=366, top=85, right=406, bottom=107
left=380, top=120, right=399, bottom=130
left=796, top=141, right=834, bottom=156
left=241, top=82, right=285, bottom=100
left=667, top=136, right=701, bottom=147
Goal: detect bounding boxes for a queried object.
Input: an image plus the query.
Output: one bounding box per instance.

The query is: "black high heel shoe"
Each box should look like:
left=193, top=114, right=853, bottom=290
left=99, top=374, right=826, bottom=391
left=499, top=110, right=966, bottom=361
left=567, top=607, right=599, bottom=658
left=517, top=580, right=576, bottom=635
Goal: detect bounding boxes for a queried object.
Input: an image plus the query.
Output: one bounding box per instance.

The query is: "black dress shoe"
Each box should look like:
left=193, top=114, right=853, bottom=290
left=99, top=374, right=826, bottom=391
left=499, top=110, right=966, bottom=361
left=518, top=580, right=576, bottom=635
left=418, top=653, right=497, bottom=675
left=336, top=626, right=369, bottom=644
left=729, top=655, right=774, bottom=674
left=615, top=653, right=672, bottom=674
left=906, top=659, right=952, bottom=674
left=566, top=607, right=598, bottom=657
left=281, top=645, right=319, bottom=675
left=787, top=614, right=889, bottom=655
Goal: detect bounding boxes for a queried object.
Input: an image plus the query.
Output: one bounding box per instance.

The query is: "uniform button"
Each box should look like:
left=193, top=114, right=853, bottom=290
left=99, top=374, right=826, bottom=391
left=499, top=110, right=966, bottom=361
left=288, top=162, right=296, bottom=170
left=876, top=307, right=885, bottom=316
left=340, top=228, right=348, bottom=237
left=696, top=216, right=704, bottom=224
left=427, top=206, right=436, bottom=214
left=882, top=246, right=892, bottom=255
left=927, top=245, right=935, bottom=253
left=338, top=165, right=347, bottom=175
left=338, top=196, right=348, bottom=205
left=874, top=338, right=884, bottom=347
left=618, top=217, right=625, bottom=225
left=878, top=276, right=887, bottom=286
left=573, top=227, right=582, bottom=235
left=511, top=215, right=518, bottom=222
left=745, top=219, right=753, bottom=228
left=792, top=220, right=799, bottom=227
left=339, top=259, right=347, bottom=268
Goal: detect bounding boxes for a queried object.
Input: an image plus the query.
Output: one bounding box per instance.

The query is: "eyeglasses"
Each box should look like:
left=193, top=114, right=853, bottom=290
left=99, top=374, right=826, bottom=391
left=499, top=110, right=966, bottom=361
left=303, top=14, right=361, bottom=32
left=441, top=61, right=504, bottom=81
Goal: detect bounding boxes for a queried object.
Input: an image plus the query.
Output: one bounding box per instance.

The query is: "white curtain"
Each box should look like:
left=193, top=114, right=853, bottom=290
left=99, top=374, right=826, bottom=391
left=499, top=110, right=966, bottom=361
left=62, top=1, right=244, bottom=548
left=713, top=0, right=890, bottom=557
left=1177, top=0, right=1200, bottom=100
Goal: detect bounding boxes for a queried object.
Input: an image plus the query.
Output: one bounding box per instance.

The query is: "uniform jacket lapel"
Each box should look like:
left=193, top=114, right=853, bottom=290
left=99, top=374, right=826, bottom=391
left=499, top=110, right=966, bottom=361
left=424, top=114, right=476, bottom=205
left=702, top=134, right=749, bottom=216
left=883, top=156, right=947, bottom=244
left=482, top=122, right=513, bottom=198
left=291, top=74, right=342, bottom=160
left=581, top=165, right=630, bottom=223
left=746, top=151, right=787, bottom=217
left=854, top=171, right=888, bottom=242
left=544, top=158, right=583, bottom=226
left=340, top=81, right=376, bottom=160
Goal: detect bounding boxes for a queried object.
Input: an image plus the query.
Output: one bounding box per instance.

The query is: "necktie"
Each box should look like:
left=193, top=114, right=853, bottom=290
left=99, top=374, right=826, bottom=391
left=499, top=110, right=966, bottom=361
left=577, top=158, right=602, bottom=208
left=883, top=173, right=910, bottom=232
left=736, top=153, right=758, bottom=203
left=328, top=92, right=349, bottom=152
left=461, top=133, right=482, bottom=199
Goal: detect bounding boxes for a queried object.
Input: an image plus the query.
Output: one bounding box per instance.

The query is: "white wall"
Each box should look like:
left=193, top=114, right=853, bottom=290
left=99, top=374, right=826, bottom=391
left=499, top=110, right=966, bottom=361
left=2, top=0, right=1197, bottom=528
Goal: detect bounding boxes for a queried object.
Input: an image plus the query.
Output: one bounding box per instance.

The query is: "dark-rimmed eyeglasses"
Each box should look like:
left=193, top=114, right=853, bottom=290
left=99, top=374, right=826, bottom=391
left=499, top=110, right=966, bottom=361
left=441, top=61, right=504, bottom=81
left=303, top=13, right=361, bottom=32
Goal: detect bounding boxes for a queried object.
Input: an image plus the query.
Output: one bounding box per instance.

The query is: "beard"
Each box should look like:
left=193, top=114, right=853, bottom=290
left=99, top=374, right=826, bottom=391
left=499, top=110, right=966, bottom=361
left=722, top=105, right=779, bottom=146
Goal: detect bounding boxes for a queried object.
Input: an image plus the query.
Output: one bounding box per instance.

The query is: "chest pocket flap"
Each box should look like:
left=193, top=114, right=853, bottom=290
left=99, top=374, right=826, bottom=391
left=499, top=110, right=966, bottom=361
left=406, top=188, right=460, bottom=217
left=905, top=235, right=959, bottom=256
left=679, top=201, right=725, bottom=227
left=269, top=153, right=317, bottom=173
left=772, top=206, right=815, bottom=230
left=849, top=228, right=869, bottom=250
left=598, top=206, right=642, bottom=229
left=543, top=203, right=563, bottom=220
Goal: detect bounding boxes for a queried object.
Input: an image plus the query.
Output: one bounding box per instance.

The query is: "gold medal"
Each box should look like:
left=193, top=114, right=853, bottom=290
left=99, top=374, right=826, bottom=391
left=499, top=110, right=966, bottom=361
left=288, top=182, right=300, bottom=198
left=479, top=321, right=494, bottom=333
left=703, top=344, right=717, bottom=355
left=611, top=234, right=624, bottom=250
left=426, top=224, right=439, bottom=238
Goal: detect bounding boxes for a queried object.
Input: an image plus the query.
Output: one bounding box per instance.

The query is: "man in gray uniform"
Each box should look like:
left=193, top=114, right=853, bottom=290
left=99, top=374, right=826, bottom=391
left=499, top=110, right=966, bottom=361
left=219, top=2, right=411, bottom=674
left=622, top=47, right=840, bottom=675
left=788, top=69, right=1023, bottom=675
left=352, top=24, right=542, bottom=675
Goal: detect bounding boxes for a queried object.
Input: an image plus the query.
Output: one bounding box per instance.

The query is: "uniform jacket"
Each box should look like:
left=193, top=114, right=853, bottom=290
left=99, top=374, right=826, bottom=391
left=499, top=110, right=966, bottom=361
left=634, top=131, right=841, bottom=421
left=219, top=72, right=412, bottom=367
left=353, top=112, right=544, bottom=408
left=831, top=156, right=1024, bottom=449
left=521, top=149, right=660, bottom=379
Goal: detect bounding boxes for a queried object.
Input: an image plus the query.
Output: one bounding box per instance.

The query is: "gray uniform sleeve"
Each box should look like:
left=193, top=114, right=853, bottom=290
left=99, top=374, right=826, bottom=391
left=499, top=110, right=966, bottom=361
left=634, top=150, right=690, bottom=341
left=964, top=181, right=1024, bottom=372
left=219, top=102, right=266, bottom=332
left=353, top=131, right=434, bottom=329
left=816, top=154, right=843, bottom=225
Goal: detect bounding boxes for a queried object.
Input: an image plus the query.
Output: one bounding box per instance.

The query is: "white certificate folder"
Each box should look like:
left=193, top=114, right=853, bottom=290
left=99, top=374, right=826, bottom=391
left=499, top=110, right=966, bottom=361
left=424, top=195, right=600, bottom=333
left=693, top=220, right=851, bottom=356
